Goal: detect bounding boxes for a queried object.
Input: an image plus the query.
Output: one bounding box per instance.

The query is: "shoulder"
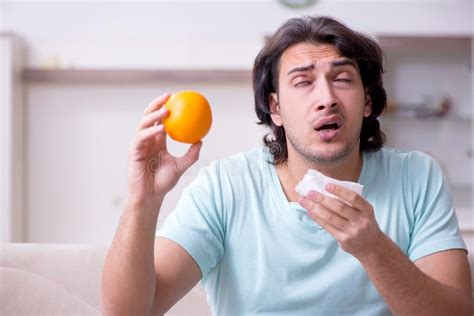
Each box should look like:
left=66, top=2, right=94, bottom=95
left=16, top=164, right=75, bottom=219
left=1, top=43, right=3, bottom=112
left=367, top=146, right=445, bottom=194
left=370, top=146, right=440, bottom=171
left=187, top=147, right=270, bottom=196
left=185, top=147, right=270, bottom=214
left=372, top=146, right=446, bottom=198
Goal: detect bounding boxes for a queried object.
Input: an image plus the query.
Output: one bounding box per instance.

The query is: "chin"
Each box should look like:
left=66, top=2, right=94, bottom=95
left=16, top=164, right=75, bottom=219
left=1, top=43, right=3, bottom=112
left=287, top=131, right=359, bottom=164
left=307, top=143, right=355, bottom=164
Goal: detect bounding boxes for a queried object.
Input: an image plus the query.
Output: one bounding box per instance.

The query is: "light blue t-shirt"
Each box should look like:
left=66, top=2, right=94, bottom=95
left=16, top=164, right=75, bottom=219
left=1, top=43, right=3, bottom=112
left=156, top=146, right=466, bottom=316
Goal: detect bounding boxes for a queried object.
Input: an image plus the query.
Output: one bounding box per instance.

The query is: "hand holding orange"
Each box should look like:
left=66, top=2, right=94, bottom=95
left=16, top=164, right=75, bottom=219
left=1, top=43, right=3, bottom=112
left=163, top=91, right=212, bottom=144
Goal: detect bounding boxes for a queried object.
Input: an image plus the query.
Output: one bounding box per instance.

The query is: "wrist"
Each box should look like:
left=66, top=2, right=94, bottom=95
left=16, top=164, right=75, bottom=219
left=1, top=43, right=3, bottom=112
left=355, top=231, right=391, bottom=265
left=125, top=194, right=165, bottom=215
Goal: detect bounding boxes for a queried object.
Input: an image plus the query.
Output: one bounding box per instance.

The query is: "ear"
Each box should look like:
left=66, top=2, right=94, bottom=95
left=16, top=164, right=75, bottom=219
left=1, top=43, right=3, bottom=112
left=269, top=92, right=283, bottom=127
left=364, top=88, right=372, bottom=118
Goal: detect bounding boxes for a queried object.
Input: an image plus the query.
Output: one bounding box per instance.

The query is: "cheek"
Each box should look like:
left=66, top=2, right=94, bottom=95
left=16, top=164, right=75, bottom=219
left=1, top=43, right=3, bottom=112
left=337, top=88, right=364, bottom=102
left=280, top=105, right=310, bottom=125
left=280, top=94, right=313, bottom=116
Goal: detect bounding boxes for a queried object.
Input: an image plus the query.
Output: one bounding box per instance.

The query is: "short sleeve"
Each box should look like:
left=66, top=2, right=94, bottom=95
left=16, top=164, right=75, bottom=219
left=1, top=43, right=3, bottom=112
left=406, top=152, right=467, bottom=262
left=156, top=162, right=225, bottom=277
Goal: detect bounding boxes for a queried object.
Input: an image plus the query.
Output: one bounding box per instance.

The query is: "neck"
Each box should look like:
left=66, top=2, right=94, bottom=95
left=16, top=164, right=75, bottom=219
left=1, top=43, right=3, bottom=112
left=276, top=147, right=363, bottom=202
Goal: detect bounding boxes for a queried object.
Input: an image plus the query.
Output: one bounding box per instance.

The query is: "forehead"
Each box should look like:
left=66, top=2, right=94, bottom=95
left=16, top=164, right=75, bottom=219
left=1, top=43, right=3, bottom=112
left=279, top=42, right=347, bottom=73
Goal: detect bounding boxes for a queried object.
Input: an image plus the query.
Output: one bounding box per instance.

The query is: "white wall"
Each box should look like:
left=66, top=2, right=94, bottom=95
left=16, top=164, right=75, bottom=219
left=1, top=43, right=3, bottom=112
left=4, top=0, right=473, bottom=69
left=25, top=81, right=263, bottom=243
left=0, top=34, right=24, bottom=242
left=2, top=0, right=473, bottom=243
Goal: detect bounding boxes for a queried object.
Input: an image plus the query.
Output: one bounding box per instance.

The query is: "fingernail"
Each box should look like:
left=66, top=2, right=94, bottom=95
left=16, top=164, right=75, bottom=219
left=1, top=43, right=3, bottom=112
left=307, top=190, right=319, bottom=199
left=299, top=197, right=309, bottom=208
left=326, top=183, right=334, bottom=192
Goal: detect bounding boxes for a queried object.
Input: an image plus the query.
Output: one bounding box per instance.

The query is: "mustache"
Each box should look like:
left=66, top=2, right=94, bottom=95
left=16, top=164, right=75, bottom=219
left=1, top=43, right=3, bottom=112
left=311, top=110, right=344, bottom=124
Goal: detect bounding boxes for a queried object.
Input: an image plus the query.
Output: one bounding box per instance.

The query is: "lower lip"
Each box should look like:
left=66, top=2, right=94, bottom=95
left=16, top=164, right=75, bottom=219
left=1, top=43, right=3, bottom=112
left=315, top=128, right=340, bottom=141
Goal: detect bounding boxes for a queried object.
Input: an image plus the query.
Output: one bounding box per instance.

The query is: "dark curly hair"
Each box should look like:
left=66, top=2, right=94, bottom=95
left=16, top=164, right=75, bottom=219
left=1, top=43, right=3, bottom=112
left=253, top=16, right=387, bottom=165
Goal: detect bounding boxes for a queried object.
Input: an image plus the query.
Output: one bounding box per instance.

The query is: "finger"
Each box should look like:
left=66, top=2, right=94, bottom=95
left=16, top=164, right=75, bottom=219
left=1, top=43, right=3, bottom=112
left=176, top=142, right=203, bottom=174
left=306, top=190, right=359, bottom=222
left=305, top=208, right=346, bottom=240
left=143, top=93, right=170, bottom=115
left=325, top=183, right=372, bottom=213
left=138, top=107, right=169, bottom=130
left=134, top=124, right=165, bottom=149
left=299, top=196, right=349, bottom=231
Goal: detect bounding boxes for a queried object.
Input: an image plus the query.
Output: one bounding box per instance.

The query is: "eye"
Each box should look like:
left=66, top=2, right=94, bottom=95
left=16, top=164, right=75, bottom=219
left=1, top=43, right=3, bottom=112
left=334, top=77, right=351, bottom=83
left=295, top=80, right=312, bottom=87
left=334, top=72, right=352, bottom=83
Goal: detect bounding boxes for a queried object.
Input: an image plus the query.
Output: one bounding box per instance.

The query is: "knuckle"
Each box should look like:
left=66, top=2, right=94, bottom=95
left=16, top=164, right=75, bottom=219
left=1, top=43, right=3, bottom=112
left=348, top=192, right=358, bottom=203
left=139, top=116, right=150, bottom=129
left=314, top=192, right=323, bottom=202
left=353, top=226, right=362, bottom=236
left=354, top=222, right=368, bottom=236
left=136, top=130, right=149, bottom=144
left=360, top=219, right=370, bottom=230
left=335, top=203, right=345, bottom=214
left=137, top=129, right=145, bottom=140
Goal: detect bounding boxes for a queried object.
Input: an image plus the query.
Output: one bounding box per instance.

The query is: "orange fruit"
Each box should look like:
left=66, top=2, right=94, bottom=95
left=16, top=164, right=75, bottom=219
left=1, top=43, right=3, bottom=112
left=163, top=90, right=212, bottom=144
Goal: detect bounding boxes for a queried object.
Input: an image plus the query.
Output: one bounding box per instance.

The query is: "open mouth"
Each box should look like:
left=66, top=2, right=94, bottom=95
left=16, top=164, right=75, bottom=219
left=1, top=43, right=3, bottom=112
left=315, top=122, right=340, bottom=132
left=314, top=116, right=342, bottom=141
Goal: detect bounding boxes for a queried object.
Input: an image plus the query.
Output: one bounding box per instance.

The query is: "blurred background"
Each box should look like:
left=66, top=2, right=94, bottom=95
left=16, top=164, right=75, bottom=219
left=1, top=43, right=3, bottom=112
left=0, top=0, right=472, bottom=247
left=1, top=1, right=472, bottom=314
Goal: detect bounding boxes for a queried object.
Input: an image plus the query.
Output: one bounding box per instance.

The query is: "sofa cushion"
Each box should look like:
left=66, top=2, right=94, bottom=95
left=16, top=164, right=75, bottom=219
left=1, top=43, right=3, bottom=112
left=0, top=267, right=99, bottom=315
left=0, top=242, right=211, bottom=315
left=0, top=243, right=107, bottom=310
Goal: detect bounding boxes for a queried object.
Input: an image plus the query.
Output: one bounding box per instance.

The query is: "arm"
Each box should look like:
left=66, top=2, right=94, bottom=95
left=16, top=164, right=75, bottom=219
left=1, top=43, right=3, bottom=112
left=359, top=235, right=472, bottom=316
left=299, top=184, right=473, bottom=315
left=102, top=93, right=203, bottom=316
left=151, top=237, right=202, bottom=315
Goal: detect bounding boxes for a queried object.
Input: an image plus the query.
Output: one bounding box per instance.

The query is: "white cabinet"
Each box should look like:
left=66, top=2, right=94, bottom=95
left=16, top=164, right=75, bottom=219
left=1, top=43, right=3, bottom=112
left=379, top=35, right=473, bottom=230
left=0, top=33, right=24, bottom=242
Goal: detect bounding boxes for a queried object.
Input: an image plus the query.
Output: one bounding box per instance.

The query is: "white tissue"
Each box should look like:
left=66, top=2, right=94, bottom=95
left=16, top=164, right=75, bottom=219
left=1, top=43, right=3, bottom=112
left=295, top=169, right=363, bottom=205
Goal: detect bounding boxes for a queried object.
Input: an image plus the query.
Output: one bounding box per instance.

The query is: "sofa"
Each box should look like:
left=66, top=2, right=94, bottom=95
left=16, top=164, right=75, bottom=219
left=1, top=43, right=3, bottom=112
left=0, top=242, right=211, bottom=315
left=1, top=242, right=473, bottom=315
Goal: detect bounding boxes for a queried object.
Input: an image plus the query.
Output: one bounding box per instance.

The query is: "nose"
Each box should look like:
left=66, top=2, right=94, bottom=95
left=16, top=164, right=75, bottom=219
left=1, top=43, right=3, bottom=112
left=314, top=79, right=339, bottom=112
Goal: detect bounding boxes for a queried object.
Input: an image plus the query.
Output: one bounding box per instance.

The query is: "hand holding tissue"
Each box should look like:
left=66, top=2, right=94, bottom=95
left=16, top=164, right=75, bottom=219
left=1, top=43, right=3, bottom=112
left=295, top=169, right=363, bottom=206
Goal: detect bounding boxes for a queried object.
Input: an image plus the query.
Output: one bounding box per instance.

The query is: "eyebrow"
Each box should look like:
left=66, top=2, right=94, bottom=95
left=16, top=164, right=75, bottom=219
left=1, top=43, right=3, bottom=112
left=286, top=58, right=357, bottom=75
left=287, top=64, right=315, bottom=75
left=331, top=59, right=357, bottom=69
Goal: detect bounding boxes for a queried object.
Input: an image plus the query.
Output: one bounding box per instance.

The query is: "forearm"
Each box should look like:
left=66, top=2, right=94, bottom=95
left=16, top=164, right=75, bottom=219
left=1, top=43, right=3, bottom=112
left=358, top=235, right=472, bottom=316
left=102, top=196, right=163, bottom=316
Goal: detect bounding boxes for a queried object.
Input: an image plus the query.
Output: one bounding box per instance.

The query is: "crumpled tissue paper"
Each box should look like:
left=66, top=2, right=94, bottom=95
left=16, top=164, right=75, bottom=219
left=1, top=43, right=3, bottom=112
left=295, top=169, right=363, bottom=206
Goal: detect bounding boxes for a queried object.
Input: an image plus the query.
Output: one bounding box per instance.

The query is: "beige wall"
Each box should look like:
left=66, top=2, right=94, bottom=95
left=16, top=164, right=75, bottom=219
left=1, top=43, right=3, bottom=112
left=2, top=0, right=472, bottom=244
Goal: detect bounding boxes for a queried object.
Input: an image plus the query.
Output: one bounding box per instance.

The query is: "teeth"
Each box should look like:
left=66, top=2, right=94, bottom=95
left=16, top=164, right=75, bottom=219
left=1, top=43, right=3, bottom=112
left=317, top=122, right=338, bottom=131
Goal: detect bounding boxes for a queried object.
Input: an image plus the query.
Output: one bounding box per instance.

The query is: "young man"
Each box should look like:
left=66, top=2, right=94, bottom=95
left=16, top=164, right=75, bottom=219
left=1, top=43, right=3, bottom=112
left=102, top=16, right=472, bottom=315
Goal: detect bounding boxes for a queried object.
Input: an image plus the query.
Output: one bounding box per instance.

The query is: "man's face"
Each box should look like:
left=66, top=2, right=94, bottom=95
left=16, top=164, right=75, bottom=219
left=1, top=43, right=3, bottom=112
left=269, top=42, right=372, bottom=165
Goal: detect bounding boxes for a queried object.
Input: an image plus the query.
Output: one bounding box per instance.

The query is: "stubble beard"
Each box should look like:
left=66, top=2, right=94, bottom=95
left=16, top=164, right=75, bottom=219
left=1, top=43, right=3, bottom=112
left=285, top=126, right=360, bottom=166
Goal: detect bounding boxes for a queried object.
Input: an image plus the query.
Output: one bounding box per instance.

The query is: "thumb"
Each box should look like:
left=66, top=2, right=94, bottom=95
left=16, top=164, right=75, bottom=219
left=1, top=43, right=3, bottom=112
left=176, top=141, right=203, bottom=174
